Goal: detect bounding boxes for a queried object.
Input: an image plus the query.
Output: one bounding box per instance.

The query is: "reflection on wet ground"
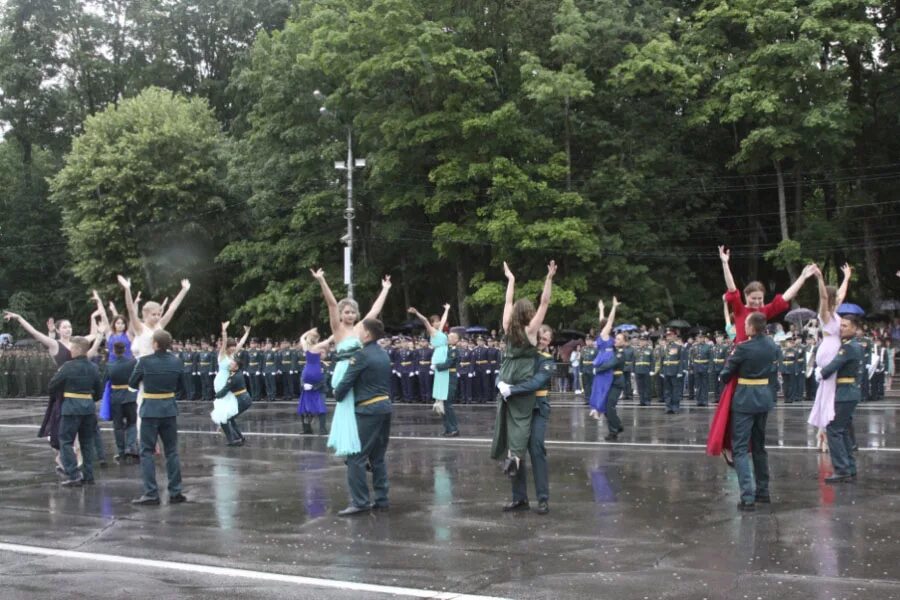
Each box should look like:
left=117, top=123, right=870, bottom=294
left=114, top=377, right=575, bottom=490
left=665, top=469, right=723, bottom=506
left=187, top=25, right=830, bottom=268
left=0, top=397, right=898, bottom=599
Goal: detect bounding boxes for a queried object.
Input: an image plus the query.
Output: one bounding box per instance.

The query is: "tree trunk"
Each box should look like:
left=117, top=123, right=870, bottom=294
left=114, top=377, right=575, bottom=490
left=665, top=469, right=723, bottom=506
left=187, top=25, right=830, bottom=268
left=564, top=94, right=572, bottom=192
left=400, top=255, right=410, bottom=311
left=456, top=258, right=470, bottom=326
left=793, top=165, right=802, bottom=232
left=774, top=160, right=799, bottom=282
left=863, top=215, right=883, bottom=306
left=746, top=176, right=759, bottom=281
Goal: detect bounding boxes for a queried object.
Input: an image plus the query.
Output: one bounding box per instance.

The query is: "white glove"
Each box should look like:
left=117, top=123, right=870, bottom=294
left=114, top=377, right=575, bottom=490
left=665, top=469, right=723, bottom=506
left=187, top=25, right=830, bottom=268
left=432, top=400, right=445, bottom=416
left=468, top=373, right=474, bottom=378
left=256, top=371, right=261, bottom=376
left=659, top=373, right=665, bottom=378
left=393, top=370, right=399, bottom=376
left=814, top=368, right=823, bottom=383
left=415, top=371, right=420, bottom=376
left=485, top=369, right=491, bottom=374
left=277, top=370, right=282, bottom=375
left=303, top=383, right=313, bottom=391
left=498, top=382, right=512, bottom=399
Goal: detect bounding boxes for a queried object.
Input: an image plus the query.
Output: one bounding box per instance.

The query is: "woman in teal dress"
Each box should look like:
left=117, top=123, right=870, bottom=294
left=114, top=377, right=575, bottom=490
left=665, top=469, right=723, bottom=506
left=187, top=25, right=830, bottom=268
left=310, top=268, right=392, bottom=456
left=211, top=322, right=251, bottom=434
left=408, top=304, right=451, bottom=414
left=492, top=260, right=556, bottom=477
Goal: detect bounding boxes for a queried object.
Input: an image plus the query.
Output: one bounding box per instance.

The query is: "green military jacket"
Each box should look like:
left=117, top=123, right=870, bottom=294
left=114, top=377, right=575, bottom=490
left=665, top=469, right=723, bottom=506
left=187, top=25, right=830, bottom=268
left=105, top=358, right=138, bottom=404
left=661, top=342, right=686, bottom=376
left=509, top=350, right=553, bottom=415
left=633, top=347, right=654, bottom=374
left=779, top=346, right=797, bottom=374
left=48, top=356, right=103, bottom=416
left=622, top=346, right=635, bottom=373
left=720, top=334, right=778, bottom=414
left=820, top=339, right=863, bottom=403
left=334, top=341, right=393, bottom=415
left=581, top=346, right=597, bottom=375
left=129, top=350, right=184, bottom=418
left=692, top=342, right=712, bottom=373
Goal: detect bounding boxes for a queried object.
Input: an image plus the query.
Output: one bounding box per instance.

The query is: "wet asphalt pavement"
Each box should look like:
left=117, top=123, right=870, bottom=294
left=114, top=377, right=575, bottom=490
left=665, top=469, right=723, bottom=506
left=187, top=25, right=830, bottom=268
left=0, top=396, right=898, bottom=599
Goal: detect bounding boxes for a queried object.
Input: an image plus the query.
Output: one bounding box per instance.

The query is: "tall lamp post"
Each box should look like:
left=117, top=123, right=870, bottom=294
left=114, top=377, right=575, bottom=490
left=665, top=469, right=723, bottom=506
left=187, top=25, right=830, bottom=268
left=314, top=89, right=366, bottom=299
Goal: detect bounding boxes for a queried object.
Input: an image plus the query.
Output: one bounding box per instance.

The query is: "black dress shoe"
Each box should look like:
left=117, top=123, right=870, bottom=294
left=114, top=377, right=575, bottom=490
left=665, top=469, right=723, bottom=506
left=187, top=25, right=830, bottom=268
left=169, top=493, right=188, bottom=504
left=443, top=431, right=460, bottom=437
left=502, top=500, right=530, bottom=512
left=617, top=427, right=625, bottom=434
left=665, top=409, right=675, bottom=414
left=83, top=479, right=95, bottom=485
left=337, top=505, right=371, bottom=517
left=98, top=460, right=108, bottom=468
left=226, top=439, right=243, bottom=447
left=737, top=501, right=755, bottom=512
left=825, top=474, right=853, bottom=484
left=754, top=495, right=771, bottom=504
left=132, top=495, right=161, bottom=505
left=61, top=478, right=83, bottom=488
left=535, top=501, right=549, bottom=515
left=604, top=433, right=619, bottom=442
left=372, top=503, right=390, bottom=511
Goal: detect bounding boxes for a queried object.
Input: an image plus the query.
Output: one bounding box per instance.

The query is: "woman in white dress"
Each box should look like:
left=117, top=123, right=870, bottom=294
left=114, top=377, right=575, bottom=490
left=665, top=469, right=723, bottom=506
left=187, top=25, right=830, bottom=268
left=211, top=322, right=251, bottom=439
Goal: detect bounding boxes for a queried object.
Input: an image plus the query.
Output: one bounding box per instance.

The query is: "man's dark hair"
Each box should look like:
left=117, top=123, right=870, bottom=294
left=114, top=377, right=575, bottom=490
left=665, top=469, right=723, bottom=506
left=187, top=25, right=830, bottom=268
left=361, top=318, right=386, bottom=341
left=152, top=329, right=173, bottom=351
left=746, top=312, right=767, bottom=335
left=112, top=341, right=126, bottom=356
left=842, top=314, right=862, bottom=329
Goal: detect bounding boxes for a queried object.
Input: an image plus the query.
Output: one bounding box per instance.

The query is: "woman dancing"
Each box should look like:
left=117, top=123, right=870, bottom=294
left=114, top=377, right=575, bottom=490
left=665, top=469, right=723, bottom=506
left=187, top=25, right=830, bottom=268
left=116, top=275, right=190, bottom=359
left=407, top=304, right=451, bottom=415
left=297, top=328, right=333, bottom=435
left=588, top=298, right=619, bottom=421
left=491, top=260, right=555, bottom=477
left=211, top=321, right=251, bottom=443
left=310, top=269, right=391, bottom=456
left=3, top=311, right=102, bottom=470
left=808, top=264, right=852, bottom=447
left=706, top=246, right=817, bottom=464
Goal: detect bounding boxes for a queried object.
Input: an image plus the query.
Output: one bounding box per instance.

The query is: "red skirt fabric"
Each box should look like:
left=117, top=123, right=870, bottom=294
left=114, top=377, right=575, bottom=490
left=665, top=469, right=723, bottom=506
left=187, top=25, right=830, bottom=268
left=706, top=377, right=735, bottom=456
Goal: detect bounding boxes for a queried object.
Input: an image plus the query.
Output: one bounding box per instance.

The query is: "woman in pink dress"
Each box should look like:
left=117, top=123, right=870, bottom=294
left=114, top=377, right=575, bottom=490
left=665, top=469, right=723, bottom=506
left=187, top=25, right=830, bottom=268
left=808, top=264, right=852, bottom=441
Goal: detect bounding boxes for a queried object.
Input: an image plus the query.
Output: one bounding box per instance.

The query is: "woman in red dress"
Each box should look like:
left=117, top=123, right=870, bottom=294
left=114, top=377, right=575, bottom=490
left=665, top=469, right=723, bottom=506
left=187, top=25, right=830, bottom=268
left=706, top=246, right=817, bottom=464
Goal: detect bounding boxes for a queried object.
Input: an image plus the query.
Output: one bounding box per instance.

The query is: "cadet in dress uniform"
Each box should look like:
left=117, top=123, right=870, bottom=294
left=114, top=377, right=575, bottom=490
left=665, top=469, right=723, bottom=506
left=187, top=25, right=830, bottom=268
left=417, top=339, right=433, bottom=404
left=634, top=336, right=654, bottom=406
left=622, top=339, right=635, bottom=402
left=105, top=342, right=139, bottom=462
left=473, top=337, right=490, bottom=403
left=179, top=344, right=195, bottom=401
left=779, top=339, right=797, bottom=403
left=333, top=319, right=393, bottom=516
left=129, top=329, right=186, bottom=506
left=794, top=339, right=807, bottom=402
left=396, top=339, right=417, bottom=403
left=581, top=338, right=597, bottom=404
left=691, top=332, right=712, bottom=406
left=817, top=316, right=864, bottom=482
left=661, top=330, right=687, bottom=414
left=457, top=340, right=474, bottom=404
left=856, top=332, right=873, bottom=402
left=197, top=342, right=214, bottom=401
left=487, top=340, right=501, bottom=394
left=713, top=335, right=730, bottom=401
left=719, top=312, right=777, bottom=511
left=283, top=342, right=298, bottom=400
left=768, top=339, right=781, bottom=401
left=246, top=339, right=263, bottom=402
left=48, top=337, right=103, bottom=486
left=652, top=340, right=666, bottom=403
left=262, top=341, right=278, bottom=402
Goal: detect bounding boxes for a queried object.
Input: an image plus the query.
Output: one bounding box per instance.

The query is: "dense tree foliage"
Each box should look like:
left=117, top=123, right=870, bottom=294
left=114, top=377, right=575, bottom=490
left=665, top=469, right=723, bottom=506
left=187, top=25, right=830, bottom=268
left=1, top=0, right=898, bottom=338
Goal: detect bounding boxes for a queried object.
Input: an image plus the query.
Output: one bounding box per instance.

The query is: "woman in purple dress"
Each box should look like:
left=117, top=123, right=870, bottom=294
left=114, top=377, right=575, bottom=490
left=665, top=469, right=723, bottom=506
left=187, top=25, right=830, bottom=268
left=588, top=299, right=619, bottom=421
left=297, top=328, right=333, bottom=435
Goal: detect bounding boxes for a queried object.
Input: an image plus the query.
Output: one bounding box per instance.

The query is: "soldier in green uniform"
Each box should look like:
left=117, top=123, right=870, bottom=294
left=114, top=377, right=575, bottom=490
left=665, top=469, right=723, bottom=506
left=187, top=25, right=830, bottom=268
left=779, top=339, right=797, bottom=403
left=580, top=338, right=597, bottom=405
left=178, top=343, right=195, bottom=401
left=433, top=331, right=461, bottom=437
left=856, top=331, right=873, bottom=402
left=634, top=335, right=654, bottom=406
left=246, top=339, right=263, bottom=401
left=197, top=342, right=214, bottom=401
left=332, top=318, right=393, bottom=516
left=48, top=337, right=103, bottom=486
left=719, top=312, right=777, bottom=511
left=816, top=315, right=864, bottom=482
left=129, top=329, right=187, bottom=506
left=280, top=341, right=296, bottom=400
left=105, top=341, right=139, bottom=462
left=794, top=339, right=807, bottom=403
left=500, top=325, right=554, bottom=515
left=622, top=338, right=635, bottom=402
left=0, top=349, right=9, bottom=398
left=769, top=337, right=782, bottom=401
left=595, top=332, right=628, bottom=440
left=215, top=356, right=254, bottom=446
left=661, top=329, right=687, bottom=414
left=713, top=334, right=731, bottom=402
left=262, top=341, right=278, bottom=402
left=691, top=331, right=712, bottom=406
left=652, top=338, right=666, bottom=403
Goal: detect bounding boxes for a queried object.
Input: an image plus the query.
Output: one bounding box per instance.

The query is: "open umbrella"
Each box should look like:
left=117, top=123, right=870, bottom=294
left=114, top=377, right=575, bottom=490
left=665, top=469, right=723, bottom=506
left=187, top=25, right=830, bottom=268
left=878, top=299, right=900, bottom=311
left=784, top=307, right=816, bottom=324
left=557, top=328, right=587, bottom=340
left=558, top=339, right=582, bottom=361
left=667, top=319, right=690, bottom=328
left=465, top=325, right=489, bottom=334
left=614, top=323, right=638, bottom=332
left=837, top=303, right=865, bottom=316
left=449, top=326, right=468, bottom=337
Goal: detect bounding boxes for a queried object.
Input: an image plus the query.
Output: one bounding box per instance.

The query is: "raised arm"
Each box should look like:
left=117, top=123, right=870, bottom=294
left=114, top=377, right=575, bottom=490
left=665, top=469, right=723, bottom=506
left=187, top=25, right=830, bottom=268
left=600, top=297, right=620, bottom=339
left=782, top=264, right=817, bottom=303
left=311, top=269, right=340, bottom=333
left=3, top=312, right=59, bottom=354
left=159, top=279, right=190, bottom=328
left=86, top=320, right=105, bottom=359
left=598, top=300, right=606, bottom=322
left=363, top=275, right=392, bottom=321
left=236, top=325, right=251, bottom=353
left=814, top=265, right=831, bottom=324
left=219, top=322, right=230, bottom=360
left=527, top=260, right=556, bottom=336
left=300, top=328, right=318, bottom=353
left=836, top=263, right=851, bottom=307
left=311, top=335, right=334, bottom=354
left=437, top=303, right=450, bottom=332
left=723, top=294, right=732, bottom=328
left=719, top=246, right=737, bottom=292
left=408, top=307, right=435, bottom=337
left=92, top=290, right=111, bottom=338
left=502, top=261, right=515, bottom=333
left=117, top=275, right=143, bottom=335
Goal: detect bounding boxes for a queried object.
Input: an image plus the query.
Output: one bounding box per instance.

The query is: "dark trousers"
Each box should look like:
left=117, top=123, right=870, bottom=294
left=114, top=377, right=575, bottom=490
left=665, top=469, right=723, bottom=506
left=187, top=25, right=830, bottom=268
left=686, top=372, right=694, bottom=399
left=860, top=374, right=870, bottom=402
left=605, top=386, right=623, bottom=433
left=460, top=374, right=473, bottom=403
left=694, top=370, right=709, bottom=405
left=623, top=372, right=633, bottom=400
left=222, top=396, right=253, bottom=443
left=636, top=373, right=651, bottom=405
left=582, top=372, right=593, bottom=403
left=179, top=372, right=194, bottom=400
left=111, top=401, right=137, bottom=455
left=140, top=416, right=182, bottom=498
left=248, top=372, right=261, bottom=401
left=264, top=372, right=276, bottom=401
left=806, top=375, right=817, bottom=401
left=59, top=413, right=96, bottom=481
left=512, top=406, right=549, bottom=503
left=782, top=374, right=793, bottom=402
left=714, top=368, right=725, bottom=400
left=283, top=371, right=296, bottom=399
left=390, top=373, right=401, bottom=401
left=417, top=370, right=432, bottom=402
left=475, top=369, right=489, bottom=402
left=871, top=372, right=884, bottom=401
left=400, top=373, right=416, bottom=402
left=443, top=380, right=459, bottom=434
left=731, top=411, right=769, bottom=504
left=200, top=371, right=212, bottom=401
left=826, top=401, right=858, bottom=476
left=347, top=412, right=391, bottom=508
left=662, top=375, right=682, bottom=411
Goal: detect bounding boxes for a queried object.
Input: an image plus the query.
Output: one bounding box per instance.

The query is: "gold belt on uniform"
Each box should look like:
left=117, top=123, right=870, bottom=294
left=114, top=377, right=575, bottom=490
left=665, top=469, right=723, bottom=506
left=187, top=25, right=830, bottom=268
left=249, top=363, right=259, bottom=366
left=449, top=368, right=457, bottom=372
left=613, top=371, right=624, bottom=376
left=460, top=362, right=471, bottom=366
left=782, top=361, right=794, bottom=365
left=714, top=359, right=725, bottom=363
left=358, top=395, right=389, bottom=407
left=419, top=361, right=430, bottom=365
left=401, top=361, right=412, bottom=366
left=837, top=377, right=856, bottom=384
left=737, top=378, right=768, bottom=386
left=64, top=392, right=93, bottom=399
left=476, top=361, right=488, bottom=364
left=233, top=388, right=248, bottom=395
left=111, top=385, right=130, bottom=390
left=663, top=361, right=680, bottom=365
left=694, top=360, right=708, bottom=363
left=635, top=362, right=651, bottom=365
left=143, top=392, right=175, bottom=399
left=535, top=390, right=549, bottom=397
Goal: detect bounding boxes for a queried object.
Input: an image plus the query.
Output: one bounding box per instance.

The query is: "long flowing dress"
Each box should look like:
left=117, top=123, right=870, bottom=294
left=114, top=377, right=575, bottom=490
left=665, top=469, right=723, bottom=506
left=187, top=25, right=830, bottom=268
left=430, top=331, right=449, bottom=401
left=589, top=336, right=615, bottom=413
left=706, top=289, right=789, bottom=457
left=39, top=343, right=72, bottom=450
left=298, top=351, right=326, bottom=415
left=808, top=312, right=841, bottom=428
left=210, top=355, right=239, bottom=425
left=327, top=337, right=362, bottom=456
left=491, top=341, right=537, bottom=460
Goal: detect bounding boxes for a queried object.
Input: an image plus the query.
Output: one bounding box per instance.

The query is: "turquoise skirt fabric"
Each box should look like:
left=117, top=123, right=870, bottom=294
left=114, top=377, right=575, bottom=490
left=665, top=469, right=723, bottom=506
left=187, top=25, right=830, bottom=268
left=327, top=337, right=362, bottom=456
left=430, top=332, right=449, bottom=401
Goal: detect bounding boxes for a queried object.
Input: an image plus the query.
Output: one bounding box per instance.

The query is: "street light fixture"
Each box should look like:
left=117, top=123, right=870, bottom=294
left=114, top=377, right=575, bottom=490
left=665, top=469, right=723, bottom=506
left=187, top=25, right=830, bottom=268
left=314, top=89, right=366, bottom=299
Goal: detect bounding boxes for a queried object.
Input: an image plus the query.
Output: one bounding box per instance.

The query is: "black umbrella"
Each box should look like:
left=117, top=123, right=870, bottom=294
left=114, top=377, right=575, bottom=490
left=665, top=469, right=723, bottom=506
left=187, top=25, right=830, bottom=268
left=785, top=307, right=817, bottom=324
left=667, top=319, right=690, bottom=328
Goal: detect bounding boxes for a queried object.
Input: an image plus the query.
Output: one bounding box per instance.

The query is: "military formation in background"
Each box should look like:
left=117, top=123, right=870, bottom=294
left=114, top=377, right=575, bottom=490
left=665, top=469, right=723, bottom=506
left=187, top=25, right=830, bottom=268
left=1, top=323, right=893, bottom=406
